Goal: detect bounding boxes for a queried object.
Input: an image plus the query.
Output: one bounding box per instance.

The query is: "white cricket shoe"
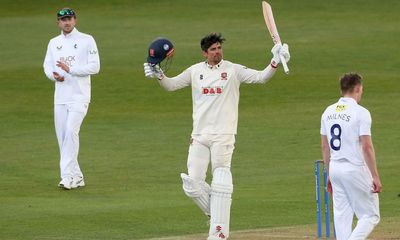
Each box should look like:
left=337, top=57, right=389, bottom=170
left=71, top=176, right=85, bottom=188
left=58, top=177, right=73, bottom=190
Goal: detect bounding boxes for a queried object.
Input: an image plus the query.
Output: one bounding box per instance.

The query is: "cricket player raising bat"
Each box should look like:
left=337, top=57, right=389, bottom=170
left=144, top=33, right=289, bottom=239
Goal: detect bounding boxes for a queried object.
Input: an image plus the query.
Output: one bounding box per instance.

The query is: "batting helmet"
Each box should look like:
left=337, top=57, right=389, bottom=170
left=147, top=37, right=175, bottom=65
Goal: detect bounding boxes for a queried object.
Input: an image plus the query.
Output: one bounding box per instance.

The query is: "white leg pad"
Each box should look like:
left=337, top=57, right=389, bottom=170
left=208, top=167, right=233, bottom=239
left=181, top=173, right=211, bottom=216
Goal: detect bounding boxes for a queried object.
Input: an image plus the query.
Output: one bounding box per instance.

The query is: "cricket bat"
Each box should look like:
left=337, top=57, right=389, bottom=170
left=262, top=1, right=289, bottom=74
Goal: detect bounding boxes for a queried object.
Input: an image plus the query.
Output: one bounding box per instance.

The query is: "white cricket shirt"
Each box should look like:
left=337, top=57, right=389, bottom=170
left=160, top=60, right=276, bottom=134
left=320, top=97, right=372, bottom=165
left=43, top=28, right=100, bottom=104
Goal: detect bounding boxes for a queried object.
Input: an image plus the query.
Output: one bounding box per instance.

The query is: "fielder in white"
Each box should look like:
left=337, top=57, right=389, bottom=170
left=144, top=33, right=290, bottom=240
left=43, top=8, right=100, bottom=190
left=320, top=73, right=382, bottom=240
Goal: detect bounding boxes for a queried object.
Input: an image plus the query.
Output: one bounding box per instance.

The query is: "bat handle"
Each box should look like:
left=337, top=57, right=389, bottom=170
left=279, top=54, right=289, bottom=74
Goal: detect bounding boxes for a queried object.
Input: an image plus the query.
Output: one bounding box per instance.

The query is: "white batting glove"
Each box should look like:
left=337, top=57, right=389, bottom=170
left=152, top=65, right=165, bottom=80
left=270, top=43, right=282, bottom=68
left=143, top=63, right=165, bottom=80
left=279, top=43, right=290, bottom=63
left=144, top=63, right=155, bottom=78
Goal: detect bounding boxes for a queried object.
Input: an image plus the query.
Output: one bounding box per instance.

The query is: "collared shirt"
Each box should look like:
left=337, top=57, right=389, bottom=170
left=159, top=59, right=276, bottom=134
left=320, top=97, right=372, bottom=165
left=43, top=28, right=100, bottom=104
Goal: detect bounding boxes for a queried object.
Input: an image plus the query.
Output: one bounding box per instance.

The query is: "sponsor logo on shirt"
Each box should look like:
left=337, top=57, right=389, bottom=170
left=74, top=44, right=78, bottom=49
left=202, top=86, right=223, bottom=95
left=200, top=74, right=204, bottom=80
left=336, top=105, right=347, bottom=112
left=59, top=56, right=76, bottom=67
left=56, top=45, right=62, bottom=50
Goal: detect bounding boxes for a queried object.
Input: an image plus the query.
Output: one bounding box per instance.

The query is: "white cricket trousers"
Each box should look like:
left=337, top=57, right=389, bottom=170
left=187, top=134, right=235, bottom=181
left=187, top=134, right=235, bottom=239
left=54, top=103, right=88, bottom=179
left=329, top=160, right=380, bottom=240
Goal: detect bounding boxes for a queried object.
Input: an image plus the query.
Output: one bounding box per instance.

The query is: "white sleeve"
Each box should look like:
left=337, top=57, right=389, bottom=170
left=235, top=63, right=277, bottom=84
left=159, top=68, right=192, bottom=91
left=43, top=42, right=56, bottom=81
left=359, top=109, right=372, bottom=136
left=69, top=36, right=100, bottom=76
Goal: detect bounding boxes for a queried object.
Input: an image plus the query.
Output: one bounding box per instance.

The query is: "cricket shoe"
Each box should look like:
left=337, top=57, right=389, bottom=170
left=71, top=176, right=85, bottom=189
left=58, top=177, right=73, bottom=190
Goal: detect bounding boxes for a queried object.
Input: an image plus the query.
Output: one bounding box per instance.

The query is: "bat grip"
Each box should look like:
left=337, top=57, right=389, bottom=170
left=279, top=54, right=289, bottom=74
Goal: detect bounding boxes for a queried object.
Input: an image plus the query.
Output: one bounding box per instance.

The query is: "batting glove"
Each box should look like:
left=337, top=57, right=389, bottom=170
left=152, top=65, right=165, bottom=80
left=144, top=63, right=156, bottom=78
left=270, top=43, right=282, bottom=68
left=279, top=43, right=290, bottom=63
left=143, top=63, right=165, bottom=80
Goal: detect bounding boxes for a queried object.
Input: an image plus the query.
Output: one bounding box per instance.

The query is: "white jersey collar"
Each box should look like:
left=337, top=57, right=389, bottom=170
left=205, top=59, right=224, bottom=69
left=340, top=97, right=357, bottom=105
left=61, top=28, right=79, bottom=39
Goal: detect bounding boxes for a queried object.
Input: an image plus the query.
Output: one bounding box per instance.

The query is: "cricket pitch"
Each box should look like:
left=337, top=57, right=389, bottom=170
left=146, top=216, right=399, bottom=240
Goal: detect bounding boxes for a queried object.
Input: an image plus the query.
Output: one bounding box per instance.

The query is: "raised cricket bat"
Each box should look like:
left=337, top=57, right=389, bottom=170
left=262, top=1, right=289, bottom=74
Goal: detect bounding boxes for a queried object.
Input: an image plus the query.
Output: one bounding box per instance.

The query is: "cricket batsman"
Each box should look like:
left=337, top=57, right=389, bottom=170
left=144, top=33, right=290, bottom=239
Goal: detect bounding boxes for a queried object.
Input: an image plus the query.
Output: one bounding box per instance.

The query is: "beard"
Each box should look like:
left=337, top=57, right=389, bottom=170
left=62, top=26, right=74, bottom=34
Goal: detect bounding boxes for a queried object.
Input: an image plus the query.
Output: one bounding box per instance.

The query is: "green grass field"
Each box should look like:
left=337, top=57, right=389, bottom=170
left=1, top=0, right=399, bottom=239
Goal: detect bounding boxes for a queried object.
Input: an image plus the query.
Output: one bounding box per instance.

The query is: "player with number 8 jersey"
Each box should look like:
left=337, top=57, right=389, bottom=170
left=321, top=98, right=370, bottom=165
left=320, top=73, right=381, bottom=240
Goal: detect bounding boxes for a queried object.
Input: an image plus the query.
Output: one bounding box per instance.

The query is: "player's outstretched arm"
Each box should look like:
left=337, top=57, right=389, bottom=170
left=143, top=63, right=191, bottom=91
left=250, top=43, right=291, bottom=82
left=236, top=43, right=290, bottom=84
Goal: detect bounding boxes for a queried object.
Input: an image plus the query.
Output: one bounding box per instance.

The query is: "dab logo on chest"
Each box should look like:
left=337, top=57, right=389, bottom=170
left=202, top=86, right=223, bottom=95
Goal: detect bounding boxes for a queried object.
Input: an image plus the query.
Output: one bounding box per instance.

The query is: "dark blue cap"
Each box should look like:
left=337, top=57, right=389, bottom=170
left=147, top=38, right=174, bottom=65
